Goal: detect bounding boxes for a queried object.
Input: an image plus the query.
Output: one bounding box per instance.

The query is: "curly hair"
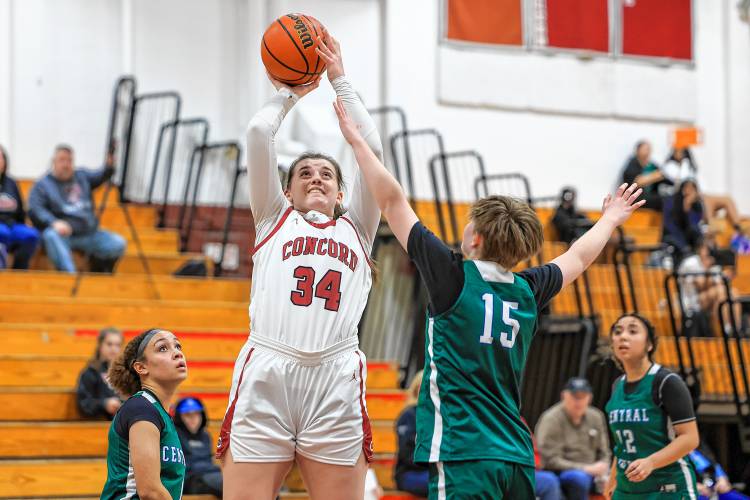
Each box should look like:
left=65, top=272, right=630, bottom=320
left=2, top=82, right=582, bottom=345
left=107, top=328, right=161, bottom=398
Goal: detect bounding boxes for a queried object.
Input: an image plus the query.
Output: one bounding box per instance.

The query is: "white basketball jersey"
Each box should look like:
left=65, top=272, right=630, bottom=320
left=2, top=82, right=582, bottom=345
left=249, top=206, right=373, bottom=352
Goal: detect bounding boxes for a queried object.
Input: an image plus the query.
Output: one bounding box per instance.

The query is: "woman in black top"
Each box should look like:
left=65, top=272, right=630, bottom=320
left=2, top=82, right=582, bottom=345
left=173, top=397, right=223, bottom=497
left=76, top=327, right=124, bottom=419
left=0, top=145, right=39, bottom=269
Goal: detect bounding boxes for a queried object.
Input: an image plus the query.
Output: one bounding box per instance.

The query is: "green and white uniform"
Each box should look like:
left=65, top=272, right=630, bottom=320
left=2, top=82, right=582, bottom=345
left=101, top=389, right=186, bottom=500
left=407, top=223, right=563, bottom=499
left=606, top=363, right=697, bottom=500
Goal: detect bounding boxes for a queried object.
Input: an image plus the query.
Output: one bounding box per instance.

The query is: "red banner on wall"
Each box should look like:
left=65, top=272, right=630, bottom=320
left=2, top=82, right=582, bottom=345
left=622, top=0, right=692, bottom=60
left=546, top=0, right=609, bottom=52
left=446, top=0, right=523, bottom=46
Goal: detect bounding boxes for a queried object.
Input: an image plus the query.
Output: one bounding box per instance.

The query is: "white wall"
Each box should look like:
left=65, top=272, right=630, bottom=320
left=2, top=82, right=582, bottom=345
left=1, top=0, right=748, bottom=212
left=383, top=0, right=750, bottom=211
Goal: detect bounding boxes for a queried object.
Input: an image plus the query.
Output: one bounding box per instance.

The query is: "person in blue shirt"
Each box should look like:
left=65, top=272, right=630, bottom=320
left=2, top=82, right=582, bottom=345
left=173, top=397, right=223, bottom=497
left=28, top=144, right=126, bottom=273
left=690, top=442, right=749, bottom=500
left=0, top=145, right=39, bottom=269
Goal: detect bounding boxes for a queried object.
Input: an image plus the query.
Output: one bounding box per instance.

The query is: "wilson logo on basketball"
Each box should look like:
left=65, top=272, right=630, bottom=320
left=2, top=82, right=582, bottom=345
left=261, top=13, right=326, bottom=86
left=286, top=14, right=314, bottom=49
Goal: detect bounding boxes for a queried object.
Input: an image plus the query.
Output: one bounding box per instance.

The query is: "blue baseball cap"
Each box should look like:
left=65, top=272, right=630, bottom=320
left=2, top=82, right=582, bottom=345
left=175, top=397, right=204, bottom=415
left=563, top=377, right=592, bottom=394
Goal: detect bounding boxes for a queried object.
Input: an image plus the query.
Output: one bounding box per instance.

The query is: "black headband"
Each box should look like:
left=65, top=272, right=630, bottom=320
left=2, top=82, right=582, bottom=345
left=134, top=329, right=161, bottom=363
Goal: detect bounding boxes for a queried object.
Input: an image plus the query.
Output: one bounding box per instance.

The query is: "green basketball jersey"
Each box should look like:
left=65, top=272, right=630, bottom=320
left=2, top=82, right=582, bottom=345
left=415, top=260, right=540, bottom=466
left=605, top=364, right=697, bottom=497
left=101, top=390, right=186, bottom=500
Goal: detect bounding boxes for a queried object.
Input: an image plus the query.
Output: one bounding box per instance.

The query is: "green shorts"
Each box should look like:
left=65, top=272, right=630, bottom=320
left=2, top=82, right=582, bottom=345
left=613, top=467, right=698, bottom=500
left=427, top=459, right=534, bottom=499
left=613, top=491, right=696, bottom=500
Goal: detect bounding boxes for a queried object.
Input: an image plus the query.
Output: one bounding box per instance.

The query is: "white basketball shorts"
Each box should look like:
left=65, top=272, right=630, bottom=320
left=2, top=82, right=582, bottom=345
left=216, top=333, right=373, bottom=466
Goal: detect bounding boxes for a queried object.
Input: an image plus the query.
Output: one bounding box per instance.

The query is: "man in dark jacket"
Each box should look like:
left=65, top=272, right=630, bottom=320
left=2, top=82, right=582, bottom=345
left=173, top=397, right=223, bottom=497
left=28, top=144, right=125, bottom=273
left=0, top=145, right=39, bottom=269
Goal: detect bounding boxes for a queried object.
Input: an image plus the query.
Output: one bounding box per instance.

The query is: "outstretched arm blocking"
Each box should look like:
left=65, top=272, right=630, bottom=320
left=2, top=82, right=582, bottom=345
left=333, top=97, right=417, bottom=251
left=317, top=32, right=382, bottom=245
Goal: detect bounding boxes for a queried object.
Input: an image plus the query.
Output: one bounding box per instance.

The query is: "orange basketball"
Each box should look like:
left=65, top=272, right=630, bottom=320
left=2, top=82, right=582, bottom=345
left=261, top=13, right=326, bottom=86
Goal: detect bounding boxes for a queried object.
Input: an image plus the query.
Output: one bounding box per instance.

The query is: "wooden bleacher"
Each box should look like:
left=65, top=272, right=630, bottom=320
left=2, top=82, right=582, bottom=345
left=0, top=184, right=417, bottom=499
left=3, top=178, right=747, bottom=498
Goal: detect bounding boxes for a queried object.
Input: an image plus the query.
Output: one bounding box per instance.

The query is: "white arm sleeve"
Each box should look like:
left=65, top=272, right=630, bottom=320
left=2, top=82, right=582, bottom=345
left=247, top=87, right=298, bottom=225
left=332, top=76, right=383, bottom=248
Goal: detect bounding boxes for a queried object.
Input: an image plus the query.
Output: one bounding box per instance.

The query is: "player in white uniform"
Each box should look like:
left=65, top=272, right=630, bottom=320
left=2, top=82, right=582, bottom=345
left=218, top=33, right=382, bottom=500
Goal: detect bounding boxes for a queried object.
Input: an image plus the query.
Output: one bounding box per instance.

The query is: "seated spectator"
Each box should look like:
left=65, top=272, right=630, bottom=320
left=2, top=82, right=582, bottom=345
left=664, top=148, right=748, bottom=250
left=28, top=144, right=126, bottom=273
left=173, top=397, right=223, bottom=497
left=691, top=439, right=749, bottom=500
left=551, top=187, right=594, bottom=244
left=678, top=237, right=744, bottom=336
left=622, top=140, right=668, bottom=211
left=0, top=144, right=39, bottom=269
left=76, top=327, right=124, bottom=419
left=663, top=179, right=705, bottom=259
left=664, top=179, right=750, bottom=259
left=394, top=372, right=428, bottom=498
left=536, top=377, right=611, bottom=500
left=662, top=147, right=698, bottom=191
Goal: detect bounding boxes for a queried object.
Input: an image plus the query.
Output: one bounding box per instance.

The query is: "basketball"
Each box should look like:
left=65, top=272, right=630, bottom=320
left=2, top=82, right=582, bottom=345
left=261, top=13, right=326, bottom=86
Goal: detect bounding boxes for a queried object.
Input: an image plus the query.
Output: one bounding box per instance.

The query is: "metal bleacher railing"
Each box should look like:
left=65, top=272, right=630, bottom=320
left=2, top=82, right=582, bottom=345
left=103, top=75, right=249, bottom=276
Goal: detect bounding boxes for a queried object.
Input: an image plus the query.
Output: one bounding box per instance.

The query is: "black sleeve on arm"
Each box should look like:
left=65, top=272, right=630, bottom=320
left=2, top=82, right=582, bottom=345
left=654, top=369, right=696, bottom=424
left=407, top=222, right=465, bottom=316
left=517, top=263, right=563, bottom=312
left=114, top=397, right=165, bottom=441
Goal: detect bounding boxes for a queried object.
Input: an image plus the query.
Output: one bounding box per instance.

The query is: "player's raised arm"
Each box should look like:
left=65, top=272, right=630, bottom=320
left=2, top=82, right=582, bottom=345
left=246, top=74, right=321, bottom=225
left=333, top=97, right=417, bottom=251
left=552, top=183, right=645, bottom=289
left=317, top=32, right=382, bottom=246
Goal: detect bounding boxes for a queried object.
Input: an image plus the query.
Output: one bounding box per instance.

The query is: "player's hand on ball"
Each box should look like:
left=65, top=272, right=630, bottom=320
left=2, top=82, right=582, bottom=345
left=602, top=182, right=646, bottom=227
left=333, top=96, right=363, bottom=145
left=625, top=456, right=654, bottom=482
left=316, top=29, right=344, bottom=81
left=266, top=71, right=321, bottom=98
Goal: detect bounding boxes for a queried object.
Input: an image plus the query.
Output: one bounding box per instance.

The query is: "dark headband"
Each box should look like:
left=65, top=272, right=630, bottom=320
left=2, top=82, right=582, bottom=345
left=134, top=329, right=161, bottom=362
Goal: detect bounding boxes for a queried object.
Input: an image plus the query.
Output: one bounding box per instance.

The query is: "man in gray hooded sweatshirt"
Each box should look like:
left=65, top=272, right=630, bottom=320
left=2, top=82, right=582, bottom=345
left=29, top=144, right=126, bottom=273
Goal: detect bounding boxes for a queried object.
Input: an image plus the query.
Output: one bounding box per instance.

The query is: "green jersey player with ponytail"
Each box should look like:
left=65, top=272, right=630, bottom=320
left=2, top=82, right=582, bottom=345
left=333, top=97, right=646, bottom=499
left=605, top=314, right=699, bottom=500
left=101, top=328, right=189, bottom=500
